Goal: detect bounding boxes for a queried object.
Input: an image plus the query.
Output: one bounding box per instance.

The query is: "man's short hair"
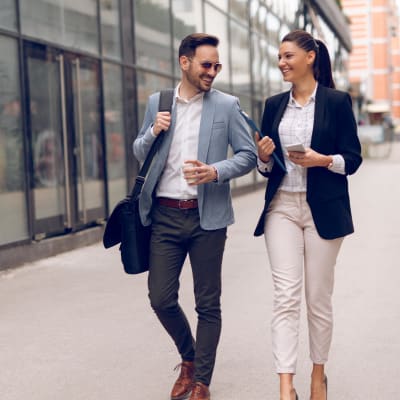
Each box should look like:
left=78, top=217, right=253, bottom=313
left=178, top=33, right=219, bottom=59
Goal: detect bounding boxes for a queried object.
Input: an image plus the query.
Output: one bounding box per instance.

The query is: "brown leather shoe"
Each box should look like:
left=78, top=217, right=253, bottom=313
left=189, top=382, right=210, bottom=400
left=170, top=361, right=194, bottom=400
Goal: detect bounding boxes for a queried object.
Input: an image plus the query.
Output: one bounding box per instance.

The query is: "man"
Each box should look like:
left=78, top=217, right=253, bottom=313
left=133, top=33, right=256, bottom=400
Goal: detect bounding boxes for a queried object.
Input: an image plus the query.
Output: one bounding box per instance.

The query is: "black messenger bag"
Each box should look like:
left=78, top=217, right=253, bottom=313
left=103, top=89, right=174, bottom=274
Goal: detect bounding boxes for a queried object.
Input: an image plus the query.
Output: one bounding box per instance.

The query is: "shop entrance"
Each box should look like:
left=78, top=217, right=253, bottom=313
left=25, top=42, right=106, bottom=238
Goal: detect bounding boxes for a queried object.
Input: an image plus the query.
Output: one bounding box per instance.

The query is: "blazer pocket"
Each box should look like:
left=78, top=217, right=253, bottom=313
left=212, top=121, right=225, bottom=130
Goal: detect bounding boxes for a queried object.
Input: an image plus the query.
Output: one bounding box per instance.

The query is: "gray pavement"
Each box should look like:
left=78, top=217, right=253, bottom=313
left=1, top=143, right=400, bottom=400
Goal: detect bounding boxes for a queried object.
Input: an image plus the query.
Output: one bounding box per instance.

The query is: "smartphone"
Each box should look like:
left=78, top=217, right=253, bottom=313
left=285, top=143, right=306, bottom=152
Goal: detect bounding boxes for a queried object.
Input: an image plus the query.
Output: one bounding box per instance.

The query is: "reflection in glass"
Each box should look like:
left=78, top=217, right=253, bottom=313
left=172, top=0, right=202, bottom=76
left=100, top=0, right=122, bottom=60
left=27, top=51, right=66, bottom=223
left=251, top=33, right=270, bottom=99
left=230, top=20, right=251, bottom=95
left=250, top=0, right=268, bottom=36
left=134, top=0, right=172, bottom=74
left=204, top=4, right=230, bottom=92
left=230, top=0, right=248, bottom=21
left=280, top=24, right=290, bottom=41
left=0, top=37, right=28, bottom=244
left=267, top=41, right=282, bottom=95
left=20, top=0, right=99, bottom=54
left=284, top=0, right=300, bottom=23
left=0, top=0, right=17, bottom=31
left=205, top=0, right=228, bottom=12
left=267, top=12, right=281, bottom=44
left=260, top=38, right=269, bottom=97
left=71, top=60, right=104, bottom=220
left=270, top=0, right=283, bottom=18
left=269, top=67, right=283, bottom=95
left=136, top=71, right=172, bottom=133
left=251, top=33, right=261, bottom=96
left=103, top=63, right=127, bottom=210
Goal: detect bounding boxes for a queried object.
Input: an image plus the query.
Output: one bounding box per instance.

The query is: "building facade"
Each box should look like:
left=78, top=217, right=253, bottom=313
left=342, top=0, right=400, bottom=124
left=0, top=0, right=351, bottom=268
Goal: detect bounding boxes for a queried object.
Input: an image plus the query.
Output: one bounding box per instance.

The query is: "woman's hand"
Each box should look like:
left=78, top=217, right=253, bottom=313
left=288, top=148, right=332, bottom=168
left=255, top=132, right=275, bottom=162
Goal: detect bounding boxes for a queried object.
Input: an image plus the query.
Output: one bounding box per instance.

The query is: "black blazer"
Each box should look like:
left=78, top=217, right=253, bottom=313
left=254, top=84, right=362, bottom=240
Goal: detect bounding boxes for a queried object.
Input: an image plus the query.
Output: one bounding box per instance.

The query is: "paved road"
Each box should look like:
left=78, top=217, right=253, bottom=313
left=1, top=144, right=399, bottom=400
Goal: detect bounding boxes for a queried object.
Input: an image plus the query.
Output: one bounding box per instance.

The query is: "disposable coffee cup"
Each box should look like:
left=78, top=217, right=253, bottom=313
left=182, top=162, right=197, bottom=184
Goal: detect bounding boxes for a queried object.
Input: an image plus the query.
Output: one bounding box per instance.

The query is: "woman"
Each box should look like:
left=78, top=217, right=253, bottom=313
left=254, top=30, right=362, bottom=400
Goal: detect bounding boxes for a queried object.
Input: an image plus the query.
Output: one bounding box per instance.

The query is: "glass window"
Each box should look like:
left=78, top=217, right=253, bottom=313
left=136, top=72, right=173, bottom=132
left=268, top=43, right=282, bottom=95
left=172, top=0, right=203, bottom=77
left=20, top=0, right=99, bottom=54
left=252, top=33, right=270, bottom=99
left=27, top=50, right=65, bottom=222
left=251, top=1, right=268, bottom=37
left=260, top=38, right=270, bottom=97
left=252, top=33, right=261, bottom=90
left=230, top=20, right=251, bottom=95
left=0, top=0, right=17, bottom=32
left=284, top=0, right=300, bottom=24
left=0, top=36, right=28, bottom=245
left=205, top=0, right=228, bottom=12
left=319, top=19, right=336, bottom=59
left=269, top=66, right=283, bottom=95
left=267, top=12, right=281, bottom=44
left=250, top=0, right=259, bottom=31
left=270, top=0, right=283, bottom=18
left=230, top=0, right=248, bottom=21
left=134, top=0, right=172, bottom=75
left=103, top=63, right=128, bottom=210
left=204, top=4, right=230, bottom=93
left=280, top=24, right=290, bottom=41
left=100, top=0, right=122, bottom=60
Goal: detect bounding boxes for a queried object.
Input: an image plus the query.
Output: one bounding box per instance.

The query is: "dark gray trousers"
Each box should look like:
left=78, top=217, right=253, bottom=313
left=148, top=204, right=227, bottom=386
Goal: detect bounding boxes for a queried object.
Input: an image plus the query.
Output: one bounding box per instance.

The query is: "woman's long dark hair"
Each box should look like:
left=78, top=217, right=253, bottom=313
left=282, top=30, right=335, bottom=89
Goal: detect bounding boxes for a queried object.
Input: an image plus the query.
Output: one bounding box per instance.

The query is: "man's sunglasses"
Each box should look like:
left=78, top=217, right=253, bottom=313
left=189, top=58, right=222, bottom=73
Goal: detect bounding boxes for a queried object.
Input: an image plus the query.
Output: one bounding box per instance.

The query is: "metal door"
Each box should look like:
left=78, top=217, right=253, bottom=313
left=25, top=42, right=105, bottom=238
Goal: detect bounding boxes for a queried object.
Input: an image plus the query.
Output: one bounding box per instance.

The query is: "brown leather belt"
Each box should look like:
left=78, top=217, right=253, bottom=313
left=157, top=197, right=198, bottom=209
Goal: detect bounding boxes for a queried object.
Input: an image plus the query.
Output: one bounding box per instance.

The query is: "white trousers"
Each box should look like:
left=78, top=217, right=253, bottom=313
left=264, top=191, right=344, bottom=374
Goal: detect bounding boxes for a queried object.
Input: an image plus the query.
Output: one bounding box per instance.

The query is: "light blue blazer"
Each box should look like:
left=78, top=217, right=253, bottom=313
left=133, top=88, right=257, bottom=230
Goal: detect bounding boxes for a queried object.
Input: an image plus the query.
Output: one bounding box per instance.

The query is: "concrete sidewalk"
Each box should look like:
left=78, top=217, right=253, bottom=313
left=1, top=144, right=399, bottom=400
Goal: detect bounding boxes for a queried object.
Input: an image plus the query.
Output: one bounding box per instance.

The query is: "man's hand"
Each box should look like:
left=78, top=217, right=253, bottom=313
left=255, top=132, right=275, bottom=162
left=183, top=160, right=218, bottom=185
left=153, top=111, right=171, bottom=136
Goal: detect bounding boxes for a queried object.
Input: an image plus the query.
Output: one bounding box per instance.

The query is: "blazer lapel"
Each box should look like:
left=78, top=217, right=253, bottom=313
left=197, top=90, right=216, bottom=162
left=271, top=92, right=290, bottom=164
left=310, top=85, right=326, bottom=149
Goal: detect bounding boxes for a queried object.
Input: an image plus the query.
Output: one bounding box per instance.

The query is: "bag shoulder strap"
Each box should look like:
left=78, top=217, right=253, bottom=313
left=158, top=88, right=175, bottom=112
left=131, top=88, right=174, bottom=197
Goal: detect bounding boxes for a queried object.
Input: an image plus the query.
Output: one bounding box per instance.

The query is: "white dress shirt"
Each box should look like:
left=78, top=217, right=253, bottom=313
left=156, top=84, right=203, bottom=199
left=258, top=84, right=345, bottom=192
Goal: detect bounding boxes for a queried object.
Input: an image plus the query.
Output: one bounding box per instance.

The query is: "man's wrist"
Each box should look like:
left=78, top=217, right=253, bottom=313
left=212, top=166, right=218, bottom=182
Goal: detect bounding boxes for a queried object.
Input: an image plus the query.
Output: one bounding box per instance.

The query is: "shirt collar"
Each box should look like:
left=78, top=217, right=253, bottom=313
left=175, top=82, right=204, bottom=104
left=289, top=83, right=318, bottom=107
